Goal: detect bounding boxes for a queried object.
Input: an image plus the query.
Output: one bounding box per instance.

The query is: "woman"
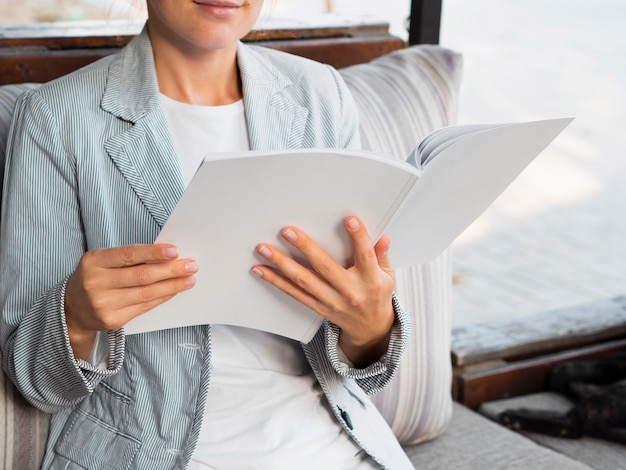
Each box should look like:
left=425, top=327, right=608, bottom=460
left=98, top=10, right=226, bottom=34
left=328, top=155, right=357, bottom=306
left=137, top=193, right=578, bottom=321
left=0, top=1, right=413, bottom=468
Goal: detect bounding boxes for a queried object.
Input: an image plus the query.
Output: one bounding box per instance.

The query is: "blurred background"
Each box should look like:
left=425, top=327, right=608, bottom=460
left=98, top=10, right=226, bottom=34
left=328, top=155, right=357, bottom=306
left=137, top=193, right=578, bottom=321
left=442, top=1, right=626, bottom=328
left=2, top=0, right=625, bottom=328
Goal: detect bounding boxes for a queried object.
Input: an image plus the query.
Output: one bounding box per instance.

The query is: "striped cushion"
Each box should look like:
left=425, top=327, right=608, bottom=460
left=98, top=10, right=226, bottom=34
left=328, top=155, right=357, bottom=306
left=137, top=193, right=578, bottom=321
left=0, top=363, right=50, bottom=469
left=0, top=45, right=462, bottom=462
left=340, top=45, right=462, bottom=445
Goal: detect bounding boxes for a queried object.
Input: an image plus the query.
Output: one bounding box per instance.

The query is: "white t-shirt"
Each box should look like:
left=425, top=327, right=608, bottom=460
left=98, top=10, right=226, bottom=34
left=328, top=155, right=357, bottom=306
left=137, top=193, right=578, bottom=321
left=160, top=95, right=378, bottom=469
left=160, top=94, right=250, bottom=185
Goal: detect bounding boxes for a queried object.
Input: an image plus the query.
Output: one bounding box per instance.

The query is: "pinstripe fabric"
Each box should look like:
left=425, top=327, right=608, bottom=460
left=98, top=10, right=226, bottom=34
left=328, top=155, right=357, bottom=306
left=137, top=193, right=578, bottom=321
left=0, top=83, right=53, bottom=470
left=0, top=83, right=40, bottom=210
left=0, top=29, right=413, bottom=469
left=341, top=45, right=462, bottom=446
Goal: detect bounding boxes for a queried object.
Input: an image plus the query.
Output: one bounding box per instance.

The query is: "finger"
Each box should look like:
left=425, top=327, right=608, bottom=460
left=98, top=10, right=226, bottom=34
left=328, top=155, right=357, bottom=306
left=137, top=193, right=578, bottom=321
left=279, top=226, right=346, bottom=287
left=107, top=259, right=198, bottom=289
left=255, top=243, right=339, bottom=305
left=374, top=234, right=394, bottom=275
left=114, top=274, right=197, bottom=312
left=251, top=264, right=332, bottom=319
left=344, top=216, right=379, bottom=272
left=120, top=294, right=178, bottom=327
left=89, top=244, right=180, bottom=269
left=67, top=276, right=190, bottom=332
left=85, top=294, right=178, bottom=332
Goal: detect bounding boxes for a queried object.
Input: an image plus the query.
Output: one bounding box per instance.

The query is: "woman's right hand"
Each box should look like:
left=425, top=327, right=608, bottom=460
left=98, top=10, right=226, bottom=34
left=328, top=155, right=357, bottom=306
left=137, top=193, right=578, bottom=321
left=64, top=244, right=198, bottom=359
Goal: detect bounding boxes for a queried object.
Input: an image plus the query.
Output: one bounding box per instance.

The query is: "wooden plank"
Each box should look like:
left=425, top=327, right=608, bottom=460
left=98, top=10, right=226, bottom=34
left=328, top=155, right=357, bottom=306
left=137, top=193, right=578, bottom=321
left=0, top=20, right=143, bottom=47
left=455, top=338, right=626, bottom=410
left=0, top=17, right=391, bottom=47
left=0, top=48, right=119, bottom=84
left=255, top=36, right=405, bottom=69
left=0, top=35, right=405, bottom=85
left=0, top=16, right=405, bottom=85
left=451, top=296, right=626, bottom=367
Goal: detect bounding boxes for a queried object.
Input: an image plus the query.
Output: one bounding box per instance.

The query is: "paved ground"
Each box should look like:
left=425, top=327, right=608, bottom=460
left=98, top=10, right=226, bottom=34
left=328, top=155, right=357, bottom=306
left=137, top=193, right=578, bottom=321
left=439, top=0, right=626, bottom=327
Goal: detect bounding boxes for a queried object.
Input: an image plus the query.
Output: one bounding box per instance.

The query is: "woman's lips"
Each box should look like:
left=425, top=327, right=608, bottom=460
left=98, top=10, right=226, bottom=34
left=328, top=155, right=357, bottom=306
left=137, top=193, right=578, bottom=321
left=193, top=1, right=241, bottom=18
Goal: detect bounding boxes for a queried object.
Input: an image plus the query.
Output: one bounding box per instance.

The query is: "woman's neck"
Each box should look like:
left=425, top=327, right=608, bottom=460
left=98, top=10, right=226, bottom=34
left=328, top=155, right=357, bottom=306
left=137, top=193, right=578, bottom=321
left=150, top=33, right=242, bottom=106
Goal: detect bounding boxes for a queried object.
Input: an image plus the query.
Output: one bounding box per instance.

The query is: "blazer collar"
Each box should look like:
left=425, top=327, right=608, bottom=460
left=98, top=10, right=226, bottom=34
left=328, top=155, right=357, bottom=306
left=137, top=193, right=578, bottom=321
left=101, top=28, right=309, bottom=228
left=101, top=26, right=162, bottom=123
left=237, top=42, right=309, bottom=151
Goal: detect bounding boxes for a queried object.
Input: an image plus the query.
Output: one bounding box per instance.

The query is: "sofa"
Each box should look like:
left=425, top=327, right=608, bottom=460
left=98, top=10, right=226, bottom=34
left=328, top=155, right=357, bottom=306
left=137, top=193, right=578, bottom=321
left=0, top=44, right=591, bottom=469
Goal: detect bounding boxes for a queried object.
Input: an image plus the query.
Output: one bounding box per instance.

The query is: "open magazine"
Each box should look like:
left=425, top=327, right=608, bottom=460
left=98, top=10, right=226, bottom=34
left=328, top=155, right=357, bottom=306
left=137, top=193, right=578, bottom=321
left=124, top=117, right=573, bottom=341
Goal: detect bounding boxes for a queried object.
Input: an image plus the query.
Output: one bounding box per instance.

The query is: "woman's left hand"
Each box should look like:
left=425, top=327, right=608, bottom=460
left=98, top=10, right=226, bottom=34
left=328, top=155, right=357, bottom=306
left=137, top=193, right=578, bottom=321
left=252, top=216, right=395, bottom=367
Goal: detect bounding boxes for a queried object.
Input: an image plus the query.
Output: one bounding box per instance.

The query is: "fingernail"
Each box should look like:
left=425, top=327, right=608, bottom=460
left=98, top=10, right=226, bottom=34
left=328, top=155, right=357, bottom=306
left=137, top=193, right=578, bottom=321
left=186, top=262, right=198, bottom=273
left=184, top=276, right=196, bottom=287
left=282, top=228, right=297, bottom=242
left=257, top=245, right=272, bottom=259
left=164, top=247, right=179, bottom=259
left=251, top=267, right=264, bottom=278
left=347, top=217, right=360, bottom=231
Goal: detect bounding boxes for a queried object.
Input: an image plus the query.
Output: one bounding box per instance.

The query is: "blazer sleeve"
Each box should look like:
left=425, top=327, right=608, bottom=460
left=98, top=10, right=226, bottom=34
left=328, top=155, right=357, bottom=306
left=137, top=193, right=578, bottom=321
left=326, top=64, right=361, bottom=151
left=307, top=294, right=410, bottom=395
left=304, top=66, right=410, bottom=395
left=0, top=90, right=124, bottom=413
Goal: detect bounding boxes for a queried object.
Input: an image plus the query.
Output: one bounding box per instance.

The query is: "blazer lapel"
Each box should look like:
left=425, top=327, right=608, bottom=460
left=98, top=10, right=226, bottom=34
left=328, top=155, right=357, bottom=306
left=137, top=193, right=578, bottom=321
left=101, top=28, right=185, bottom=228
left=99, top=36, right=312, bottom=228
left=104, top=117, right=185, bottom=228
left=237, top=43, right=309, bottom=151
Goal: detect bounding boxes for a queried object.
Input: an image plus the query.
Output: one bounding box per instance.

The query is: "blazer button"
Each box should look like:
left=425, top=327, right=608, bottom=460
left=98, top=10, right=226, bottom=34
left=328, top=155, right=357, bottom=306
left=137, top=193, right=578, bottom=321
left=338, top=406, right=353, bottom=430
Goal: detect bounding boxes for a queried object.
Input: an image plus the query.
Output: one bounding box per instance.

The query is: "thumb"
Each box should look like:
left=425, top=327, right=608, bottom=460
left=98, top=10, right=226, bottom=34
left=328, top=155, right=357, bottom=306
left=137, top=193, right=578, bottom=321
left=374, top=234, right=394, bottom=275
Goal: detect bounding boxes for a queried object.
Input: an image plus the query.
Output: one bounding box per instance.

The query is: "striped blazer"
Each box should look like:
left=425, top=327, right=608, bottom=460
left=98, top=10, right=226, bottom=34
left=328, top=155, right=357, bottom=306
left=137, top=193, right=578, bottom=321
left=0, top=29, right=413, bottom=469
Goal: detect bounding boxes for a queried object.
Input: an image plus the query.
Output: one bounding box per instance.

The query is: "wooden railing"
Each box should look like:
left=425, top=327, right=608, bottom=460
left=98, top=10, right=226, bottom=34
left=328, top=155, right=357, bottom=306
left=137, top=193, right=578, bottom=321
left=0, top=16, right=407, bottom=85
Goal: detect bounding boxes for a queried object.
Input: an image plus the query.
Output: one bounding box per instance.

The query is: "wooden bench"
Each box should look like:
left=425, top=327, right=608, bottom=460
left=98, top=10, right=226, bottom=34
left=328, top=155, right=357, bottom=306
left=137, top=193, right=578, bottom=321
left=452, top=296, right=626, bottom=410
